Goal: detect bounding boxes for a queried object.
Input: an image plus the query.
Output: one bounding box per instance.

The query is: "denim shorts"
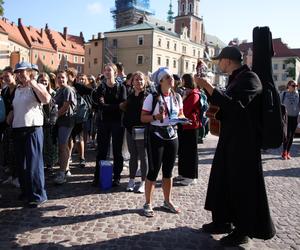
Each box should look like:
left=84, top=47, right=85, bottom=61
left=58, top=126, right=73, bottom=145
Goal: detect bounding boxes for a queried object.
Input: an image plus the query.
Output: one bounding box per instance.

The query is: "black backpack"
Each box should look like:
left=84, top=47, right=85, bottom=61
left=252, top=26, right=285, bottom=149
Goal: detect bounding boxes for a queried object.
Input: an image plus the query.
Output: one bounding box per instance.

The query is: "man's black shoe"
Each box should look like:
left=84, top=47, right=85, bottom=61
left=220, top=229, right=249, bottom=246
left=202, top=222, right=233, bottom=234
left=112, top=179, right=120, bottom=187
left=91, top=180, right=98, bottom=187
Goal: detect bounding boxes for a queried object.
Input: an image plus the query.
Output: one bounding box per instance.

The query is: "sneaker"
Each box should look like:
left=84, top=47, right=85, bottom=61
left=143, top=203, right=154, bottom=217
left=11, top=178, right=20, bottom=188
left=136, top=169, right=142, bottom=177
left=162, top=201, right=180, bottom=214
left=126, top=179, right=135, bottom=192
left=112, top=178, right=120, bottom=187
left=202, top=222, right=233, bottom=234
left=179, top=178, right=197, bottom=186
left=2, top=176, right=13, bottom=184
left=136, top=181, right=145, bottom=193
left=79, top=158, right=86, bottom=168
left=54, top=171, right=66, bottom=185
left=219, top=229, right=249, bottom=246
left=174, top=175, right=184, bottom=181
left=65, top=170, right=72, bottom=177
left=28, top=199, right=48, bottom=208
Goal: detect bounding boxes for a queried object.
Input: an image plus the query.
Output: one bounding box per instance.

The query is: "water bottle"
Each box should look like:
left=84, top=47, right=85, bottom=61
left=49, top=104, right=58, bottom=125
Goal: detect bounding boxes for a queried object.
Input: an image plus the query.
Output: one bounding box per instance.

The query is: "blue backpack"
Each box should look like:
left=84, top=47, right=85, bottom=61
left=0, top=95, right=6, bottom=123
left=199, top=90, right=208, bottom=125
left=74, top=93, right=90, bottom=124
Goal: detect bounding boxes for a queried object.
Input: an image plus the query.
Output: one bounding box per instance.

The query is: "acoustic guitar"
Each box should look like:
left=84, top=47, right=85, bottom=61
left=206, top=104, right=220, bottom=136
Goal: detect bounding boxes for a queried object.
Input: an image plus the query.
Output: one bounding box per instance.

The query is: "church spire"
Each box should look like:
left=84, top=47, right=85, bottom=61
left=167, top=0, right=174, bottom=23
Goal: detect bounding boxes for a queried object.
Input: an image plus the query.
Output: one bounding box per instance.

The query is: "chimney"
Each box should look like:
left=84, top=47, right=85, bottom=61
left=45, top=23, right=48, bottom=30
left=18, top=18, right=22, bottom=26
left=98, top=32, right=104, bottom=39
left=80, top=31, right=83, bottom=38
left=40, top=28, right=44, bottom=37
left=92, top=34, right=95, bottom=40
left=63, top=27, right=67, bottom=39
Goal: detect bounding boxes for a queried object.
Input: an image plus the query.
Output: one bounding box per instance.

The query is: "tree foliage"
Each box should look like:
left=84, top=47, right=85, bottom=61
left=284, top=58, right=296, bottom=80
left=0, top=0, right=4, bottom=16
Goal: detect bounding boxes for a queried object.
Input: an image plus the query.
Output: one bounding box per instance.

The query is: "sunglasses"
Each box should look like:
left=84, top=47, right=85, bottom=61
left=290, top=85, right=297, bottom=87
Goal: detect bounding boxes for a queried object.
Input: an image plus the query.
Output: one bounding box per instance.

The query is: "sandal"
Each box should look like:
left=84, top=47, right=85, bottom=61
left=162, top=201, right=180, bottom=214
left=143, top=203, right=154, bottom=217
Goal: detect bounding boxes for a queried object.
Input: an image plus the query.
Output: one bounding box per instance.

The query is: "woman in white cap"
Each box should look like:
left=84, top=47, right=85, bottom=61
left=9, top=61, right=51, bottom=207
left=141, top=67, right=185, bottom=217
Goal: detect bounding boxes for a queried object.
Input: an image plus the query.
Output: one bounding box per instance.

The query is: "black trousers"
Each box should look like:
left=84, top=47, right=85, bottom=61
left=283, top=116, right=298, bottom=152
left=178, top=128, right=199, bottom=179
left=94, top=121, right=124, bottom=181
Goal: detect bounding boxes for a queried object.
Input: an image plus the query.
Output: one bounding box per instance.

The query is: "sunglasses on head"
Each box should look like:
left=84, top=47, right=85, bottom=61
left=290, top=84, right=297, bottom=87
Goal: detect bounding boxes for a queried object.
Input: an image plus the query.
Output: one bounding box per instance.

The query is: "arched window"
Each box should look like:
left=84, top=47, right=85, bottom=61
left=189, top=3, right=192, bottom=13
left=182, top=4, right=185, bottom=14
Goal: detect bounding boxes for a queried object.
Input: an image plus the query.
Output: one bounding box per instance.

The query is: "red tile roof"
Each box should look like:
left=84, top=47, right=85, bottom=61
left=46, top=28, right=84, bottom=55
left=20, top=24, right=55, bottom=52
left=238, top=38, right=299, bottom=58
left=0, top=17, right=28, bottom=47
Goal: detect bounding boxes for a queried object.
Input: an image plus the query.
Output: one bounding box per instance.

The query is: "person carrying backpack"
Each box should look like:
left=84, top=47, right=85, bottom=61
left=92, top=63, right=127, bottom=187
left=194, top=47, right=275, bottom=246
left=176, top=73, right=201, bottom=186
left=280, top=80, right=300, bottom=160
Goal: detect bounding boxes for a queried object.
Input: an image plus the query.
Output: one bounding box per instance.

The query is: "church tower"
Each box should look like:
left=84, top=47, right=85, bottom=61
left=112, top=0, right=154, bottom=29
left=174, top=0, right=204, bottom=44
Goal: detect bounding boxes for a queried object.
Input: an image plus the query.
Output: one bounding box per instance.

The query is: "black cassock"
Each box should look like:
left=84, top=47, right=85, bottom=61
left=204, top=65, right=276, bottom=240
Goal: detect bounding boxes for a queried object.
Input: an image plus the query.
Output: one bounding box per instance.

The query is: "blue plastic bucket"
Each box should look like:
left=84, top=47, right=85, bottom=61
left=99, top=160, right=113, bottom=190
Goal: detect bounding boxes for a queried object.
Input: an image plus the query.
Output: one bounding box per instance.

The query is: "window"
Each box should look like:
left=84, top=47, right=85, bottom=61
left=189, top=3, right=192, bottom=13
left=158, top=38, right=162, bottom=47
left=193, top=49, right=196, bottom=57
left=198, top=50, right=201, bottom=58
left=167, top=41, right=170, bottom=49
left=42, top=54, right=45, bottom=60
left=182, top=4, right=185, bottom=13
left=282, top=73, right=287, bottom=81
left=138, top=36, right=144, bottom=46
left=166, top=58, right=169, bottom=67
left=174, top=43, right=177, bottom=51
left=157, top=56, right=161, bottom=65
left=77, top=66, right=82, bottom=73
left=81, top=57, right=85, bottom=63
left=137, top=55, right=144, bottom=65
left=273, top=64, right=278, bottom=70
left=113, top=56, right=117, bottom=64
left=51, top=60, right=54, bottom=65
left=94, top=58, right=98, bottom=64
left=65, top=54, right=68, bottom=60
left=185, top=61, right=189, bottom=71
left=94, top=42, right=98, bottom=47
left=282, top=64, right=286, bottom=70
left=35, top=53, right=38, bottom=59
left=112, top=39, right=117, bottom=48
left=192, top=64, right=195, bottom=72
left=58, top=53, right=62, bottom=60
left=273, top=74, right=278, bottom=81
left=74, top=56, right=78, bottom=63
left=173, top=60, right=176, bottom=68
left=182, top=46, right=186, bottom=54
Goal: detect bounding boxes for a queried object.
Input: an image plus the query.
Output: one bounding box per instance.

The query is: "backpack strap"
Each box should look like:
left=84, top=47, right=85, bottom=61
left=282, top=91, right=286, bottom=103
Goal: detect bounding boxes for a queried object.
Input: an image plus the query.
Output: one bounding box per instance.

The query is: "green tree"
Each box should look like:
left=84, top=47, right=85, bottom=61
left=284, top=58, right=296, bottom=80
left=0, top=0, right=4, bottom=16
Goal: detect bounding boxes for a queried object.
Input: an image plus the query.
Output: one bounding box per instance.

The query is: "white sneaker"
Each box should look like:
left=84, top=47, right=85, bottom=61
left=180, top=178, right=197, bottom=186
left=11, top=178, right=20, bottom=188
left=136, top=169, right=142, bottom=177
left=126, top=179, right=135, bottom=192
left=54, top=171, right=66, bottom=184
left=136, top=181, right=145, bottom=193
left=65, top=170, right=72, bottom=177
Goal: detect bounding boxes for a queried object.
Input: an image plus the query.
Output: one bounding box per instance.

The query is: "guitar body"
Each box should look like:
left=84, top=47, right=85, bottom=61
left=206, top=105, right=220, bottom=136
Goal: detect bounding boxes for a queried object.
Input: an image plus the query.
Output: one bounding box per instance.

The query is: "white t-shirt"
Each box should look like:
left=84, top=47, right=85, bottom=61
left=12, top=86, right=43, bottom=128
left=142, top=93, right=183, bottom=126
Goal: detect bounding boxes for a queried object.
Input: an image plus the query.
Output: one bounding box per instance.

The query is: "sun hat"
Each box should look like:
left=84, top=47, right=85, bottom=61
left=14, top=61, right=33, bottom=73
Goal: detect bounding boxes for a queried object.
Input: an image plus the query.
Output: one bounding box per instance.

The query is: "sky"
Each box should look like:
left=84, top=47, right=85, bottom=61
left=3, top=0, right=299, bottom=48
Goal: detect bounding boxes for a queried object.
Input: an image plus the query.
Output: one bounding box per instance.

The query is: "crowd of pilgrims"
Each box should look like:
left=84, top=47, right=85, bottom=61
left=0, top=61, right=208, bottom=211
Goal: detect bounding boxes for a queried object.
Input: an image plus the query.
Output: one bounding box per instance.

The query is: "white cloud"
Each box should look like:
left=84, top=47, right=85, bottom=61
left=86, top=2, right=103, bottom=15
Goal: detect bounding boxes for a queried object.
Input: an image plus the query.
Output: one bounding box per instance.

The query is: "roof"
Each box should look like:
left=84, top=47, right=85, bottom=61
left=205, top=34, right=226, bottom=48
left=238, top=38, right=299, bottom=58
left=46, top=29, right=84, bottom=55
left=0, top=18, right=28, bottom=47
left=21, top=25, right=55, bottom=51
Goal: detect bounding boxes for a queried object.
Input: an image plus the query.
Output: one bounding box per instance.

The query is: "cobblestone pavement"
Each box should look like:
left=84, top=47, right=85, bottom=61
left=0, top=134, right=299, bottom=250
